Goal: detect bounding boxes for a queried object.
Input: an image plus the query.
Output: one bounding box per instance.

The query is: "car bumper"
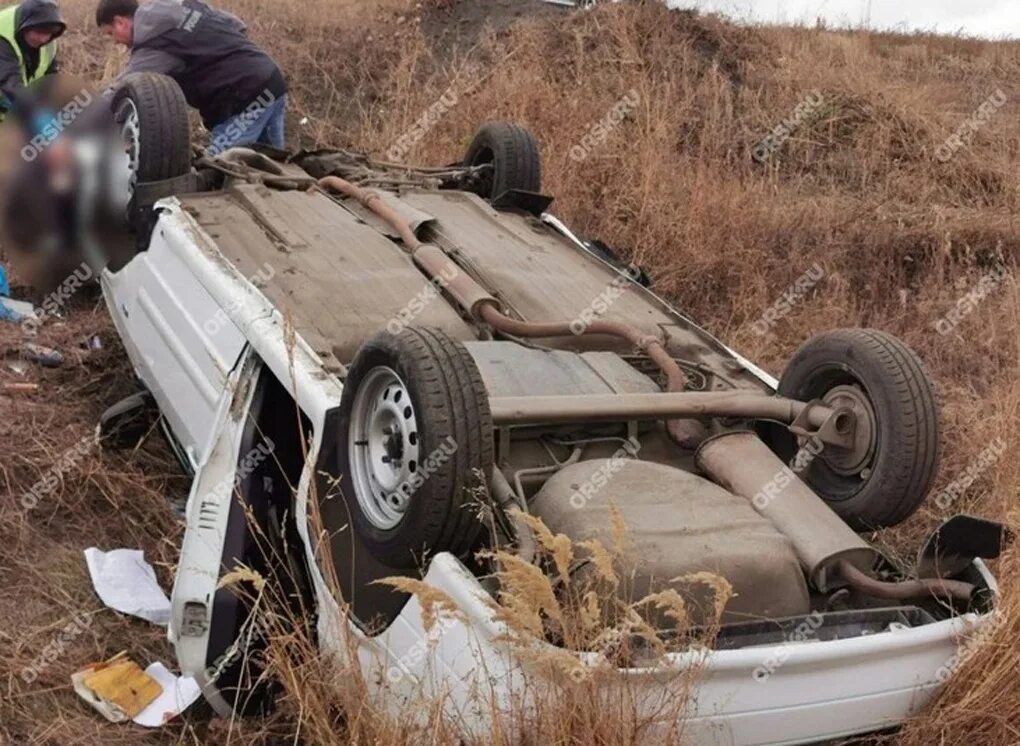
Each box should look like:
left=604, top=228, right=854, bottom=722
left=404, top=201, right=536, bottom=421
left=324, top=553, right=996, bottom=746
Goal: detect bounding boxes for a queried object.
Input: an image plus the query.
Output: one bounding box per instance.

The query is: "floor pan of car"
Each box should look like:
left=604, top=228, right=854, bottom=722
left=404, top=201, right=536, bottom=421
left=179, top=185, right=476, bottom=364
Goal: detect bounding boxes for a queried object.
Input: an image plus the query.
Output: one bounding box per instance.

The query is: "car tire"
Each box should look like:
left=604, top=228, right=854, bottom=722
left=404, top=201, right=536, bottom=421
left=463, top=121, right=541, bottom=200
left=337, top=327, right=493, bottom=568
left=772, top=328, right=940, bottom=530
left=112, top=73, right=191, bottom=188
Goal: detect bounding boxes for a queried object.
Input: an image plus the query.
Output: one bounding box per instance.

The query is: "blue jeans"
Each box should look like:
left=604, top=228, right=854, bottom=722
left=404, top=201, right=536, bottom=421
left=208, top=93, right=286, bottom=154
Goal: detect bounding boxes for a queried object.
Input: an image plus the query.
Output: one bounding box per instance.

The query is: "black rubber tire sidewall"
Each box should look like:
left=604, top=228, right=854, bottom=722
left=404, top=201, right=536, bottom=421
left=776, top=328, right=940, bottom=530
left=112, top=72, right=191, bottom=186
left=463, top=121, right=542, bottom=200
left=337, top=327, right=493, bottom=568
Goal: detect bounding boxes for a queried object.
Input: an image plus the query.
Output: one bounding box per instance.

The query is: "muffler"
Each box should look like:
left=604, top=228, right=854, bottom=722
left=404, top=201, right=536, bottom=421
left=696, top=431, right=879, bottom=592
left=696, top=431, right=975, bottom=603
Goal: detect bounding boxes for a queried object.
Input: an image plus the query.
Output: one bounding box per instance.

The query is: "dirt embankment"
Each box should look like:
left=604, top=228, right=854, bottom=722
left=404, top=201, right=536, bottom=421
left=2, top=1, right=1019, bottom=744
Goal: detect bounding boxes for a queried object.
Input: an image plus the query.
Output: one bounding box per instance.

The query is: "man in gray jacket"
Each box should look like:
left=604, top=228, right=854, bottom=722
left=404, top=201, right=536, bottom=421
left=95, top=0, right=287, bottom=152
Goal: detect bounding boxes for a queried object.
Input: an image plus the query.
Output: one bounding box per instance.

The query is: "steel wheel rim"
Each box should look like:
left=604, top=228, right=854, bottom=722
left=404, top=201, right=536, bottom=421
left=119, top=98, right=141, bottom=190
left=348, top=366, right=422, bottom=530
left=820, top=383, right=878, bottom=477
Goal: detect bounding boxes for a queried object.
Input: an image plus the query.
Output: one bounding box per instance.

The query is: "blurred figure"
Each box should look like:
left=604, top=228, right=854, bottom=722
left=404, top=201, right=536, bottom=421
left=0, top=74, right=131, bottom=290
left=95, top=0, right=288, bottom=153
left=0, top=0, right=65, bottom=118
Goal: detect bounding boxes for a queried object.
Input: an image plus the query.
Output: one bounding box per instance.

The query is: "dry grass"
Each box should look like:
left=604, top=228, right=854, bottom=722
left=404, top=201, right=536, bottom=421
left=895, top=552, right=1020, bottom=744
left=2, top=0, right=1019, bottom=743
left=219, top=502, right=724, bottom=746
left=0, top=297, right=199, bottom=744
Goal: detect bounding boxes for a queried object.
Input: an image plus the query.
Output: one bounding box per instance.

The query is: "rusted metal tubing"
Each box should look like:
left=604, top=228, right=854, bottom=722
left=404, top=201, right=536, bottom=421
left=696, top=431, right=877, bottom=592
left=489, top=392, right=836, bottom=427
left=320, top=174, right=700, bottom=443
left=411, top=244, right=503, bottom=318
left=319, top=175, right=504, bottom=317
left=837, top=560, right=975, bottom=604
left=491, top=469, right=536, bottom=565
left=475, top=304, right=701, bottom=443
left=476, top=304, right=686, bottom=393
left=318, top=175, right=421, bottom=248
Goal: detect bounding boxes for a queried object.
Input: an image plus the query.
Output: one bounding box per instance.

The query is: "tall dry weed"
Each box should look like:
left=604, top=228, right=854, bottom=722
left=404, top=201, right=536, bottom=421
left=243, top=496, right=729, bottom=745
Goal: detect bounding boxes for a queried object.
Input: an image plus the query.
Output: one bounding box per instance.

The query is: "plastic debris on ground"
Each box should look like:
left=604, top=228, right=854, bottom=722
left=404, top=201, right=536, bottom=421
left=1, top=297, right=38, bottom=322
left=84, top=548, right=172, bottom=625
left=72, top=654, right=163, bottom=723
left=0, top=263, right=40, bottom=322
left=21, top=343, right=64, bottom=367
left=71, top=656, right=202, bottom=726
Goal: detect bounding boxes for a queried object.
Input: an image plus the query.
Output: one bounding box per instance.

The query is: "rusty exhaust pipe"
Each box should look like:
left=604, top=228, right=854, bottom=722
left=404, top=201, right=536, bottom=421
left=318, top=175, right=704, bottom=443
left=318, top=176, right=420, bottom=247
left=837, top=561, right=974, bottom=604
left=697, top=431, right=877, bottom=592
left=318, top=177, right=501, bottom=316
left=696, top=431, right=976, bottom=603
left=318, top=175, right=684, bottom=392
left=472, top=304, right=703, bottom=444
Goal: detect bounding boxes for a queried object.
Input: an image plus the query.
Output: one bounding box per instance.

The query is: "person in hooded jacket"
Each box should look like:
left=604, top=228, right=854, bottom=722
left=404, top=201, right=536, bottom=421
left=0, top=0, right=65, bottom=116
left=95, top=0, right=287, bottom=153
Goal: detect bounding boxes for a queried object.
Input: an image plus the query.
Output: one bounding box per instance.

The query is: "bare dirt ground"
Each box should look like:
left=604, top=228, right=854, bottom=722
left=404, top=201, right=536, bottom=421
left=2, top=0, right=1019, bottom=744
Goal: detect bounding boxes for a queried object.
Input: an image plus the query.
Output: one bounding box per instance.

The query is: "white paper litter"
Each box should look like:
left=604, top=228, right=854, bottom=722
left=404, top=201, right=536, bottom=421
left=84, top=548, right=172, bottom=625
left=132, top=662, right=202, bottom=727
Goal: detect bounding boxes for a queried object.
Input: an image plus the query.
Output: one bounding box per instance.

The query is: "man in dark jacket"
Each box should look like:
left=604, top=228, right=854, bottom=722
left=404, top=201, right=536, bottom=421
left=0, top=0, right=65, bottom=115
left=95, top=0, right=287, bottom=153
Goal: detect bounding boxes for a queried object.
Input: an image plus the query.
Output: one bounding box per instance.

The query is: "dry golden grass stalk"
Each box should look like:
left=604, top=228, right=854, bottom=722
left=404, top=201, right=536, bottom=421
left=513, top=508, right=574, bottom=584
left=219, top=566, right=268, bottom=593
left=372, top=576, right=463, bottom=632
left=577, top=537, right=620, bottom=588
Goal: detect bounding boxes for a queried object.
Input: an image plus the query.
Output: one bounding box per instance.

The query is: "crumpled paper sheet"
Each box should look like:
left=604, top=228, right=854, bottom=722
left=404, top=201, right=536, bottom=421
left=84, top=548, right=172, bottom=625
left=132, top=662, right=203, bottom=727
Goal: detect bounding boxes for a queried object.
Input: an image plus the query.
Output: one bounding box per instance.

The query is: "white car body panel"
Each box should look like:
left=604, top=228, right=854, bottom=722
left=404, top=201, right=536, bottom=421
left=170, top=348, right=262, bottom=714
left=100, top=220, right=249, bottom=468
left=102, top=202, right=996, bottom=746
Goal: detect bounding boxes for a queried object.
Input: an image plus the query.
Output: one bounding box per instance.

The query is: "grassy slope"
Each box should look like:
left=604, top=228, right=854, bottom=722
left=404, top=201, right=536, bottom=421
left=2, top=0, right=1018, bottom=743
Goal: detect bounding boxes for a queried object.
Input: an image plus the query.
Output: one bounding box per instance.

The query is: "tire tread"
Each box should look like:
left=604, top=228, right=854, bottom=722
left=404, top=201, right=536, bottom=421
left=778, top=328, right=939, bottom=529
left=463, top=121, right=542, bottom=199
left=337, top=327, right=493, bottom=567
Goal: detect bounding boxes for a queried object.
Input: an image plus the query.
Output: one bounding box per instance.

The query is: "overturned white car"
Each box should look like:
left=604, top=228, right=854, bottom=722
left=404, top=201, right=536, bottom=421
left=84, top=73, right=1005, bottom=745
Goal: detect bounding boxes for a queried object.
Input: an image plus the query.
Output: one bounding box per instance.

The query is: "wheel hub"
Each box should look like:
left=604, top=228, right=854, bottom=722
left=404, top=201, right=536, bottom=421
left=820, top=384, right=877, bottom=477
left=349, top=366, right=422, bottom=530
left=118, top=98, right=141, bottom=191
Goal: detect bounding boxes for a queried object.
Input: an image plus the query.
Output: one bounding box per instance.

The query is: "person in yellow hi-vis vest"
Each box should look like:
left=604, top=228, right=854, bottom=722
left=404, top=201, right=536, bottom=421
left=0, top=0, right=65, bottom=114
